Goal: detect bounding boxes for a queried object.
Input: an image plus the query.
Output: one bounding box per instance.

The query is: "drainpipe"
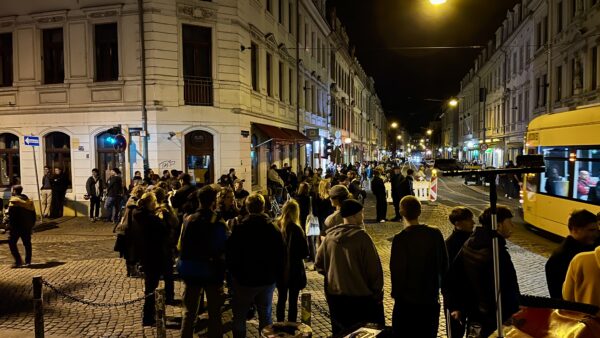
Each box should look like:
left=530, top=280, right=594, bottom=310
left=295, top=0, right=301, bottom=173
left=138, top=0, right=149, bottom=172
left=546, top=0, right=553, bottom=114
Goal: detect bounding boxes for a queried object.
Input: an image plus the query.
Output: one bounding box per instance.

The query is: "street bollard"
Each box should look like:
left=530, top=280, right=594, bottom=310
left=32, top=276, right=45, bottom=338
left=301, top=293, right=311, bottom=326
left=155, top=288, right=166, bottom=338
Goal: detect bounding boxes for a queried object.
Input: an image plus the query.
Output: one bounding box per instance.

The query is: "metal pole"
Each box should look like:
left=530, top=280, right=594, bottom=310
left=33, top=276, right=44, bottom=338
left=489, top=176, right=504, bottom=338
left=295, top=0, right=301, bottom=175
left=301, top=293, right=311, bottom=326
left=32, top=146, right=43, bottom=224
left=138, top=0, right=149, bottom=172
left=546, top=0, right=553, bottom=114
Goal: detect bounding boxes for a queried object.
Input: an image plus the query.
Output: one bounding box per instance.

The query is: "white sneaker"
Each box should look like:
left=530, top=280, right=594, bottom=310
left=379, top=219, right=386, bottom=223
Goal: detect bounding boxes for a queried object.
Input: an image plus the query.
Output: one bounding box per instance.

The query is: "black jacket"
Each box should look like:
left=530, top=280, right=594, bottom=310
left=459, top=228, right=520, bottom=333
left=278, top=223, right=309, bottom=290
left=106, top=175, right=124, bottom=197
left=131, top=208, right=169, bottom=270
left=170, top=184, right=197, bottom=214
left=226, top=213, right=285, bottom=287
left=390, top=173, right=404, bottom=198
left=294, top=195, right=311, bottom=231
left=85, top=176, right=105, bottom=197
left=371, top=176, right=386, bottom=198
left=51, top=173, right=69, bottom=194
left=6, top=194, right=36, bottom=232
left=441, top=229, right=472, bottom=310
left=545, top=236, right=595, bottom=299
left=179, top=209, right=228, bottom=283
left=390, top=224, right=448, bottom=305
left=398, top=176, right=415, bottom=197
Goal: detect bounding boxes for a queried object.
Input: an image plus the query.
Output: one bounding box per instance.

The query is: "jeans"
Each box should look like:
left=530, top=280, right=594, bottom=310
left=375, top=195, right=387, bottom=221
left=89, top=196, right=101, bottom=219
left=143, top=268, right=161, bottom=324
left=276, top=286, right=301, bottom=322
left=40, top=190, right=52, bottom=217
left=392, top=300, right=440, bottom=338
left=8, top=228, right=32, bottom=265
left=181, top=281, right=224, bottom=338
left=105, top=196, right=122, bottom=223
left=232, top=280, right=275, bottom=338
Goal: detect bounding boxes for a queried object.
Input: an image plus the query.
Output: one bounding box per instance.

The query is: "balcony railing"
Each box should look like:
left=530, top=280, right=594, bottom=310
left=184, top=76, right=213, bottom=106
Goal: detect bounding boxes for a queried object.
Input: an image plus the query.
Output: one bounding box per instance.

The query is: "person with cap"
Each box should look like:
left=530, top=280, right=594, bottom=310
left=315, top=199, right=384, bottom=334
left=324, top=185, right=350, bottom=233
left=371, top=168, right=387, bottom=223
left=390, top=196, right=448, bottom=338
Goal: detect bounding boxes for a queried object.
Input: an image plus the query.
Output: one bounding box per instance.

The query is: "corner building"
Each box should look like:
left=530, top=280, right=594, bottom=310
left=0, top=0, right=385, bottom=214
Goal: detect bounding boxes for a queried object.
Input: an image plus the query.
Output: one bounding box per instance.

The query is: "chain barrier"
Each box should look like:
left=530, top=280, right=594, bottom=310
left=41, top=278, right=152, bottom=307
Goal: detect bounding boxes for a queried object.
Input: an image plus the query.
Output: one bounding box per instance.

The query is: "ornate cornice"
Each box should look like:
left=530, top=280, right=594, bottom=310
left=177, top=4, right=217, bottom=20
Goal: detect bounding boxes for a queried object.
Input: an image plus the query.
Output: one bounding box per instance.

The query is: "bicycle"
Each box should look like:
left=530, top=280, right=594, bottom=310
left=269, top=187, right=290, bottom=217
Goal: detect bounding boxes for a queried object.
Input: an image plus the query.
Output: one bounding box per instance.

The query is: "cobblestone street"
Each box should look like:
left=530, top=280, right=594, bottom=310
left=0, top=178, right=556, bottom=337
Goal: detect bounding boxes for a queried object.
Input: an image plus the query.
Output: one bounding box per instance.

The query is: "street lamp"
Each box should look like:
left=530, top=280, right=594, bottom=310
left=426, top=129, right=432, bottom=136
left=429, top=0, right=447, bottom=4
left=396, top=135, right=402, bottom=140
left=390, top=122, right=398, bottom=129
left=448, top=98, right=458, bottom=107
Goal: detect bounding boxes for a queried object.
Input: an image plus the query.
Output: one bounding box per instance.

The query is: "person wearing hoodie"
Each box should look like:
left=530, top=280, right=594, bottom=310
left=323, top=185, right=350, bottom=233
left=545, top=209, right=599, bottom=299
left=441, top=207, right=475, bottom=338
left=226, top=193, right=285, bottom=338
left=458, top=205, right=520, bottom=338
left=6, top=185, right=36, bottom=268
left=315, top=199, right=384, bottom=334
left=390, top=196, right=448, bottom=338
left=562, top=245, right=600, bottom=311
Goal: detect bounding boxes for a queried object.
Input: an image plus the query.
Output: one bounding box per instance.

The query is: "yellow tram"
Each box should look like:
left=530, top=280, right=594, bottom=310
left=522, top=105, right=600, bottom=238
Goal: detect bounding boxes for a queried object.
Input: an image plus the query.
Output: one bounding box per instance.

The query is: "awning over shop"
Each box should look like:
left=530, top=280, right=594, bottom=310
left=252, top=123, right=311, bottom=148
left=282, top=128, right=311, bottom=144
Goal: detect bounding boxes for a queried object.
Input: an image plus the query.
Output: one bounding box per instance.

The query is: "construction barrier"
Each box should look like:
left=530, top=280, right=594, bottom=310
left=385, top=177, right=438, bottom=203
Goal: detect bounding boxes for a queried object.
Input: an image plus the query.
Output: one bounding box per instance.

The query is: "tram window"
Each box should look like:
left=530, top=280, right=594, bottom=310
left=540, top=147, right=569, bottom=197
left=573, top=158, right=600, bottom=204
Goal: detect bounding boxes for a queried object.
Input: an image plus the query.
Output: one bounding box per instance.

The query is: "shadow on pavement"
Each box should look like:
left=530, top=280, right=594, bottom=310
left=25, top=261, right=66, bottom=269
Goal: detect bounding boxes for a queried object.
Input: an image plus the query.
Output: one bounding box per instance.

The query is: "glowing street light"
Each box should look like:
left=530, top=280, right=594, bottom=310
left=390, top=122, right=398, bottom=129
left=429, top=0, right=447, bottom=5
left=449, top=98, right=458, bottom=107
left=396, top=135, right=402, bottom=140
left=426, top=129, right=433, bottom=136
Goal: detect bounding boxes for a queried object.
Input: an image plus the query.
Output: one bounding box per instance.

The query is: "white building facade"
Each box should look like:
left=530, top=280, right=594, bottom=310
left=0, top=0, right=385, bottom=214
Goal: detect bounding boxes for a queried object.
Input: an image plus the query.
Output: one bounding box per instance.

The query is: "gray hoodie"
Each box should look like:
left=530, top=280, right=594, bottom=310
left=315, top=223, right=384, bottom=297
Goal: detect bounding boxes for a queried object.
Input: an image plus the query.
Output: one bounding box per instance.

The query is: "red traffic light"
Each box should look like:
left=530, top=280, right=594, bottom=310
left=113, top=134, right=127, bottom=152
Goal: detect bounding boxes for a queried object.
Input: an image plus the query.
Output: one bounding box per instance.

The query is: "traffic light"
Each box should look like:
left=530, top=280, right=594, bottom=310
left=113, top=134, right=127, bottom=152
left=323, top=138, right=334, bottom=159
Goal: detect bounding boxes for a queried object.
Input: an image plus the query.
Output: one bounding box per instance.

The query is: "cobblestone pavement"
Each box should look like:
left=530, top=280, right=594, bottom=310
left=0, top=179, right=556, bottom=337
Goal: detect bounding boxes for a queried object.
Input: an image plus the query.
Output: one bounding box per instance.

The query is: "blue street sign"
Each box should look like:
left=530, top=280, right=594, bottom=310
left=24, top=135, right=40, bottom=146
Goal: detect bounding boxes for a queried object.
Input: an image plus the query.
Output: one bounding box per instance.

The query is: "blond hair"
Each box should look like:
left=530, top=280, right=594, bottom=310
left=137, top=192, right=157, bottom=211
left=278, top=199, right=300, bottom=236
left=318, top=178, right=331, bottom=200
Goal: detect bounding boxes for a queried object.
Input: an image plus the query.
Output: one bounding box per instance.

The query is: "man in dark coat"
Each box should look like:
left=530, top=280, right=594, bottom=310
left=6, top=185, right=36, bottom=268
left=370, top=168, right=387, bottom=223
left=390, top=196, right=448, bottom=338
left=50, top=167, right=68, bottom=218
left=85, top=168, right=105, bottom=222
left=170, top=173, right=197, bottom=220
left=390, top=166, right=404, bottom=221
left=227, top=193, right=285, bottom=338
left=179, top=185, right=228, bottom=338
left=456, top=206, right=520, bottom=337
left=105, top=168, right=124, bottom=224
left=398, top=168, right=415, bottom=199
left=545, top=209, right=599, bottom=299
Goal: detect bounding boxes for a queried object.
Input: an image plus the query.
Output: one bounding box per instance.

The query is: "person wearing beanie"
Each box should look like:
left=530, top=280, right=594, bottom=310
left=323, top=185, right=350, bottom=233
left=315, top=199, right=384, bottom=334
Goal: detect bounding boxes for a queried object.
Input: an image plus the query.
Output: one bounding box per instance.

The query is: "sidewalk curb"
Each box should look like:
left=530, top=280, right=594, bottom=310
left=461, top=182, right=520, bottom=208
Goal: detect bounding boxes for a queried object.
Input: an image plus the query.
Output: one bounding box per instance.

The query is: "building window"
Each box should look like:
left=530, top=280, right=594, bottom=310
left=185, top=130, right=214, bottom=186
left=557, top=1, right=563, bottom=33
left=95, top=23, right=119, bottom=82
left=251, top=42, right=259, bottom=91
left=556, top=65, right=563, bottom=101
left=278, top=61, right=284, bottom=102
left=592, top=46, right=598, bottom=90
left=0, top=133, right=20, bottom=187
left=279, top=0, right=284, bottom=24
left=304, top=80, right=309, bottom=109
left=0, top=33, right=13, bottom=87
left=288, top=68, right=293, bottom=104
left=571, top=58, right=577, bottom=95
left=571, top=0, right=577, bottom=17
left=182, top=25, right=213, bottom=106
left=267, top=0, right=273, bottom=14
left=543, top=16, right=549, bottom=45
left=42, top=28, right=64, bottom=84
left=266, top=52, right=273, bottom=97
left=45, top=132, right=71, bottom=188
left=542, top=74, right=548, bottom=105
left=288, top=2, right=293, bottom=33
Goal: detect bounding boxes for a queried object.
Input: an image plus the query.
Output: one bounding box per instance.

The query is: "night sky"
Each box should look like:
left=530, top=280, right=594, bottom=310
left=328, top=0, right=521, bottom=133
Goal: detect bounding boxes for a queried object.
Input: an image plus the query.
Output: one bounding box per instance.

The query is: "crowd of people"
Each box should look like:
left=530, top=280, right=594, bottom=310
left=3, top=159, right=600, bottom=337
